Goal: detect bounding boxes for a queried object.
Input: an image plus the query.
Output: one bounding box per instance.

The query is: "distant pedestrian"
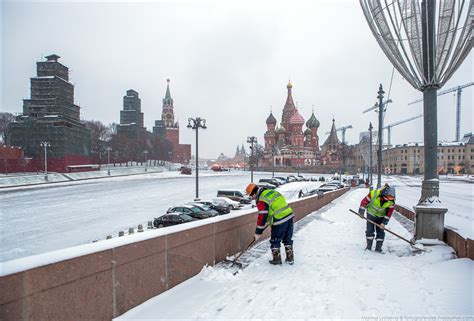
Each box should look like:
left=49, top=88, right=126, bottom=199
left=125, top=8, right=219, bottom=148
left=246, top=183, right=295, bottom=265
left=358, top=184, right=396, bottom=252
left=298, top=189, right=304, bottom=198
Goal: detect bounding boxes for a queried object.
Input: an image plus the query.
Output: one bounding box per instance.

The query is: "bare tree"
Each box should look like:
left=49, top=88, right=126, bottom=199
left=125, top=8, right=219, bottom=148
left=0, top=112, right=15, bottom=143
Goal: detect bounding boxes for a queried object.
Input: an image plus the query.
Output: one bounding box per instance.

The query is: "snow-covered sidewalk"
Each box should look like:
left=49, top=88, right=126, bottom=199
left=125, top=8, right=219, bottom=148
left=116, top=188, right=473, bottom=319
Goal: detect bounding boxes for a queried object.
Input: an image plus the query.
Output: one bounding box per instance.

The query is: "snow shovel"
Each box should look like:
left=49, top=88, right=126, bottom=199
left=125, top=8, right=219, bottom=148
left=349, top=209, right=428, bottom=252
left=227, top=238, right=256, bottom=268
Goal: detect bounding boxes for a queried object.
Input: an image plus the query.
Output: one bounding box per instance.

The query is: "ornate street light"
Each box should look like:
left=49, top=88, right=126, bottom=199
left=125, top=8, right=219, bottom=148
left=106, top=147, right=112, bottom=176
left=360, top=0, right=472, bottom=240
left=247, top=136, right=257, bottom=182
left=187, top=117, right=207, bottom=200
left=144, top=150, right=149, bottom=172
left=368, top=122, right=373, bottom=190
left=40, top=141, right=50, bottom=180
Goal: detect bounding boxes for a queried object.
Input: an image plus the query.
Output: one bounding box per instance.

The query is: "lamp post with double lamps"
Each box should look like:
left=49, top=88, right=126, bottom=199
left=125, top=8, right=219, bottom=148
left=368, top=122, right=373, bottom=190
left=40, top=141, right=50, bottom=180
left=247, top=136, right=257, bottom=182
left=187, top=117, right=207, bottom=200
left=106, top=147, right=112, bottom=175
left=144, top=150, right=149, bottom=172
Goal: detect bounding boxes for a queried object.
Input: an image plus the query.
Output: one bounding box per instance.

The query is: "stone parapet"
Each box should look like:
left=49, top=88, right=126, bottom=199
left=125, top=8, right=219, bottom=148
left=0, top=188, right=349, bottom=321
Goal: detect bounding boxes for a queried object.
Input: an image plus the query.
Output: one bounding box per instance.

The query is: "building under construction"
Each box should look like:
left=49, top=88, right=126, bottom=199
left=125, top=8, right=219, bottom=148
left=6, top=54, right=91, bottom=173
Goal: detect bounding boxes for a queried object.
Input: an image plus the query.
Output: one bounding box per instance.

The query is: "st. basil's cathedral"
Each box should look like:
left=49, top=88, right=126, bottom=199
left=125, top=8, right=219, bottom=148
left=262, top=81, right=344, bottom=168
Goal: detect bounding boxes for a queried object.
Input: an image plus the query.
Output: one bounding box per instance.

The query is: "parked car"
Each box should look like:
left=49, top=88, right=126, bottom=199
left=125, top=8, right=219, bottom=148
left=302, top=188, right=324, bottom=198
left=310, top=176, right=319, bottom=181
left=297, top=175, right=309, bottom=181
left=258, top=178, right=282, bottom=187
left=273, top=177, right=287, bottom=184
left=193, top=200, right=230, bottom=215
left=318, top=176, right=326, bottom=182
left=153, top=213, right=196, bottom=228
left=287, top=175, right=298, bottom=182
left=167, top=205, right=217, bottom=219
left=213, top=197, right=242, bottom=210
left=317, top=184, right=339, bottom=193
left=257, top=182, right=277, bottom=190
left=180, top=166, right=192, bottom=175
left=216, top=189, right=252, bottom=204
left=187, top=202, right=220, bottom=216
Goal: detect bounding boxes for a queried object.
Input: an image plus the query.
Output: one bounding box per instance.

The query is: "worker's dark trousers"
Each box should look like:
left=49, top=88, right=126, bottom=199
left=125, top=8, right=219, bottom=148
left=270, top=217, right=294, bottom=249
left=366, top=213, right=385, bottom=240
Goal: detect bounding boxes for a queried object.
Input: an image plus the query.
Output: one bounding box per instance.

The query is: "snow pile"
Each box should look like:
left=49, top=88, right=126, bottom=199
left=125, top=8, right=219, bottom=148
left=115, top=189, right=473, bottom=319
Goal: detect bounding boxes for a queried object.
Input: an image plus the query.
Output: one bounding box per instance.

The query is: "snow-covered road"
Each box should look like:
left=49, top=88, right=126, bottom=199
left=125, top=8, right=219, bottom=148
left=116, top=188, right=473, bottom=320
left=0, top=171, right=325, bottom=262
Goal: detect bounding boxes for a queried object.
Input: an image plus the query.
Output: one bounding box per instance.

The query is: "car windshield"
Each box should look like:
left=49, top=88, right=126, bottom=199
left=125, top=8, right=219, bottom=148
left=191, top=207, right=201, bottom=213
left=179, top=214, right=194, bottom=222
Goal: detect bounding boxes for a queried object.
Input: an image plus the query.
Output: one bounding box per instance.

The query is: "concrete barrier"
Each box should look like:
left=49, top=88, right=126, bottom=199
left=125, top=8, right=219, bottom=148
left=394, top=204, right=473, bottom=260
left=0, top=188, right=349, bottom=321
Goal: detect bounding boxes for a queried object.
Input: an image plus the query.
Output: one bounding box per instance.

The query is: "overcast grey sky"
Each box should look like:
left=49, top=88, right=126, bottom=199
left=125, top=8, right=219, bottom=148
left=2, top=0, right=472, bottom=159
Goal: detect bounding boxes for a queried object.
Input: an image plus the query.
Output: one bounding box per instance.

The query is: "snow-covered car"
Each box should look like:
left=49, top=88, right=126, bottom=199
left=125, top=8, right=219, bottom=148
left=213, top=197, right=242, bottom=210
left=317, top=184, right=339, bottom=193
left=153, top=213, right=196, bottom=228
left=303, top=188, right=324, bottom=198
left=259, top=178, right=282, bottom=187
left=272, top=177, right=287, bottom=184
left=167, top=205, right=217, bottom=219
left=192, top=200, right=230, bottom=215
left=216, top=189, right=252, bottom=204
left=187, top=202, right=220, bottom=216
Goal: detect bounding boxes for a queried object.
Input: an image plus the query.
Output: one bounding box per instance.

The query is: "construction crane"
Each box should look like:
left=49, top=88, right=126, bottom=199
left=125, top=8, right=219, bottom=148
left=383, top=114, right=423, bottom=146
left=325, top=125, right=353, bottom=144
left=408, top=82, right=473, bottom=141
left=362, top=99, right=393, bottom=114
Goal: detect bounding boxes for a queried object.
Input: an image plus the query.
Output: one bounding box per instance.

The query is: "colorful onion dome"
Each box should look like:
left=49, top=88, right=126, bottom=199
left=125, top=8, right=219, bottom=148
left=306, top=112, right=320, bottom=128
left=266, top=112, right=277, bottom=125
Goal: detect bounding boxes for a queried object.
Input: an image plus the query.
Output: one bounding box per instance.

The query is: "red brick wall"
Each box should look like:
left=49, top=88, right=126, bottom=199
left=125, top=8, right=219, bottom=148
left=0, top=145, right=23, bottom=159
left=0, top=188, right=349, bottom=321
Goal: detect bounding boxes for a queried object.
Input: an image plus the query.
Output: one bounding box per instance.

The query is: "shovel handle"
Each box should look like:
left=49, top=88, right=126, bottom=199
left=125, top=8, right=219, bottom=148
left=232, top=238, right=256, bottom=266
left=349, top=209, right=416, bottom=246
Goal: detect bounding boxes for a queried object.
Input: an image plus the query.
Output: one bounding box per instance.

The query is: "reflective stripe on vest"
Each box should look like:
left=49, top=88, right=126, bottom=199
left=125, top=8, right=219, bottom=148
left=258, top=189, right=293, bottom=225
left=367, top=189, right=392, bottom=218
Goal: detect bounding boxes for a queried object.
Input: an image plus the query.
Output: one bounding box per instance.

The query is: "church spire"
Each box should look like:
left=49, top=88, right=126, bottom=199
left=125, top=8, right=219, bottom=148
left=165, top=79, right=172, bottom=101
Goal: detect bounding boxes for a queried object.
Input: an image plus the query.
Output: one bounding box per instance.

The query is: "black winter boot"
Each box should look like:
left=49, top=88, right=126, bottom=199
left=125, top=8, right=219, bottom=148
left=365, top=239, right=374, bottom=251
left=285, top=245, right=294, bottom=265
left=269, top=248, right=282, bottom=265
left=375, top=240, right=384, bottom=253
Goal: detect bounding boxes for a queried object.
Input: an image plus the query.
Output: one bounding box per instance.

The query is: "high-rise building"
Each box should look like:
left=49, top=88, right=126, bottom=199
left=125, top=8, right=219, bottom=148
left=119, top=89, right=144, bottom=128
left=7, top=54, right=91, bottom=172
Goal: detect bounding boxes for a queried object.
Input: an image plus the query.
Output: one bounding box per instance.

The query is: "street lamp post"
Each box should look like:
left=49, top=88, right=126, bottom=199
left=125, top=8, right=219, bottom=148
left=376, top=85, right=385, bottom=189
left=296, top=149, right=301, bottom=176
left=168, top=151, right=172, bottom=170
left=106, top=147, right=112, bottom=175
left=187, top=117, right=207, bottom=200
left=368, top=122, right=373, bottom=190
left=40, top=141, right=50, bottom=180
left=247, top=136, right=257, bottom=182
left=271, top=145, right=276, bottom=178
left=144, top=150, right=148, bottom=172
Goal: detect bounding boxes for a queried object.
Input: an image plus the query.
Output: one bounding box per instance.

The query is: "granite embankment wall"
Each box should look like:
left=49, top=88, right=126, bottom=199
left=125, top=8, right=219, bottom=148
left=395, top=204, right=474, bottom=259
left=0, top=188, right=349, bottom=321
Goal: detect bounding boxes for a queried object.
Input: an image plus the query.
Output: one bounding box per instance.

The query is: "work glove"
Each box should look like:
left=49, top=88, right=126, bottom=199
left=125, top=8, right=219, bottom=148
left=358, top=207, right=365, bottom=218
left=379, top=223, right=385, bottom=229
left=254, top=234, right=261, bottom=241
